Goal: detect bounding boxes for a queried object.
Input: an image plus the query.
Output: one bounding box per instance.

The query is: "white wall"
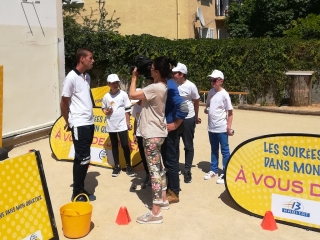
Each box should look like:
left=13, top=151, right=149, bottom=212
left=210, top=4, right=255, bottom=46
left=0, top=0, right=65, bottom=137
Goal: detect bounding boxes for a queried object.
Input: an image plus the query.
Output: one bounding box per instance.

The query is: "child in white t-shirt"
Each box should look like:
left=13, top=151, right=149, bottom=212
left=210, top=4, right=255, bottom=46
left=102, top=74, right=135, bottom=177
left=204, top=70, right=233, bottom=184
left=172, top=63, right=201, bottom=184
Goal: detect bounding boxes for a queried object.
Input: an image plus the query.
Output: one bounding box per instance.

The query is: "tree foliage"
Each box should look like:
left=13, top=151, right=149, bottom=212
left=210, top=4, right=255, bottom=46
left=63, top=3, right=320, bottom=105
left=63, top=1, right=121, bottom=70
left=284, top=14, right=320, bottom=39
left=226, top=0, right=320, bottom=38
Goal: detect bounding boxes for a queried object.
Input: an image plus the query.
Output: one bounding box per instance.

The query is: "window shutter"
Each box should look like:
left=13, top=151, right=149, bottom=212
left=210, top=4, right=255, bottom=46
left=200, top=28, right=208, bottom=38
left=206, top=28, right=214, bottom=39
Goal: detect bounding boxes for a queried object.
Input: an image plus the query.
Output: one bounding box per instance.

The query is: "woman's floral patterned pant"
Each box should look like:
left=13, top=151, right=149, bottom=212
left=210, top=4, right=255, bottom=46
left=143, top=137, right=167, bottom=204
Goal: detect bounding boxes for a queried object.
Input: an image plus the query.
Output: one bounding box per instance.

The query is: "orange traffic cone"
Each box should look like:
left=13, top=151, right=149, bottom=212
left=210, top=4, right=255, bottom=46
left=115, top=206, right=131, bottom=225
left=261, top=211, right=278, bottom=231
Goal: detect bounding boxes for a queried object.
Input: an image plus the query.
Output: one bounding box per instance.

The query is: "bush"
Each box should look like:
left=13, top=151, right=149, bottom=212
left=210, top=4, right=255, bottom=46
left=64, top=22, right=320, bottom=105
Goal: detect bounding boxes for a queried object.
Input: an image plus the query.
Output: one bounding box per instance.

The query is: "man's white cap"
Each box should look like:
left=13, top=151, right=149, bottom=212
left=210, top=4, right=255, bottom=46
left=107, top=74, right=120, bottom=83
left=172, top=62, right=188, bottom=75
left=208, top=70, right=224, bottom=80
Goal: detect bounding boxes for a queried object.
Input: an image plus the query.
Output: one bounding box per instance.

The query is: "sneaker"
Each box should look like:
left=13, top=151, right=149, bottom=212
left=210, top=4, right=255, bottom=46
left=204, top=171, right=217, bottom=180
left=136, top=211, right=163, bottom=224
left=71, top=195, right=87, bottom=202
left=160, top=200, right=170, bottom=210
left=167, top=189, right=179, bottom=204
left=71, top=192, right=96, bottom=202
left=83, top=190, right=96, bottom=201
left=141, top=174, right=150, bottom=189
left=112, top=165, right=121, bottom=177
left=126, top=165, right=136, bottom=177
left=184, top=171, right=192, bottom=183
left=216, top=174, right=225, bottom=184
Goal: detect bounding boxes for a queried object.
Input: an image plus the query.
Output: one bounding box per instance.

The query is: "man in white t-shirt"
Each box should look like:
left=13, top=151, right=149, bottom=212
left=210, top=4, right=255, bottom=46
left=204, top=69, right=234, bottom=184
left=172, top=63, right=201, bottom=184
left=60, top=48, right=95, bottom=202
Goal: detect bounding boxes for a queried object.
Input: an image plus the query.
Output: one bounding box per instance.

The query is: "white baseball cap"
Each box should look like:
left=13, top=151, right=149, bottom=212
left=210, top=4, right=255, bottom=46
left=208, top=70, right=224, bottom=80
left=172, top=63, right=188, bottom=75
left=107, top=74, right=120, bottom=83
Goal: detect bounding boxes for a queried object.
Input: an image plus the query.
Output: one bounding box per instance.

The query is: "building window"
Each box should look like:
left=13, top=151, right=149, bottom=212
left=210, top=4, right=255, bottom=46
left=200, top=28, right=214, bottom=39
left=216, top=0, right=229, bottom=16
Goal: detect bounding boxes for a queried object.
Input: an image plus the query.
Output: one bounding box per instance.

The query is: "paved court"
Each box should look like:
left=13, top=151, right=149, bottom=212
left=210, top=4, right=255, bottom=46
left=8, top=107, right=320, bottom=240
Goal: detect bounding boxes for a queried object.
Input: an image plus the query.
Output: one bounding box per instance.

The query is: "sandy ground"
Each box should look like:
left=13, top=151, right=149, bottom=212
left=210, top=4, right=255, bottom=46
left=8, top=107, right=320, bottom=240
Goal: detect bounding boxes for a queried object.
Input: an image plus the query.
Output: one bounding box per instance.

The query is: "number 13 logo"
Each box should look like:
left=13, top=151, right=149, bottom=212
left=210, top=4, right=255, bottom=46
left=292, top=201, right=301, bottom=211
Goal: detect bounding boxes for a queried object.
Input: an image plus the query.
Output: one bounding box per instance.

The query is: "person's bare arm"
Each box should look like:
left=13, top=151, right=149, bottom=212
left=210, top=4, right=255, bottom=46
left=129, top=67, right=146, bottom=100
left=60, top=96, right=71, bottom=131
left=227, top=110, right=234, bottom=136
left=102, top=107, right=113, bottom=115
left=167, top=119, right=183, bottom=132
left=193, top=98, right=201, bottom=124
left=126, top=112, right=132, bottom=130
left=204, top=92, right=212, bottom=114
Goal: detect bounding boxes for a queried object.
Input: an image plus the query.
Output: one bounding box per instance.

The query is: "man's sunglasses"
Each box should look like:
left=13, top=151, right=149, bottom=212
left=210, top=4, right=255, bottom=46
left=210, top=78, right=219, bottom=82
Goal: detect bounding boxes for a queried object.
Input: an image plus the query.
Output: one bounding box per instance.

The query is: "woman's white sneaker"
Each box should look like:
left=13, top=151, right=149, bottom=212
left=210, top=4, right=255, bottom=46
left=160, top=200, right=170, bottom=210
left=136, top=211, right=163, bottom=224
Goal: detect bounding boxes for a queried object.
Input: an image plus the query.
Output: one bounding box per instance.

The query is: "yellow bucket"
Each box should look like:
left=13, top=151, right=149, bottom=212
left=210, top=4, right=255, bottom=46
left=60, top=194, right=93, bottom=238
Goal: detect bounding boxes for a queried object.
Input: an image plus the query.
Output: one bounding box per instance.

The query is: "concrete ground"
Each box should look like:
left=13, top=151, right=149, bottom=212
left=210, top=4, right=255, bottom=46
left=8, top=107, right=320, bottom=240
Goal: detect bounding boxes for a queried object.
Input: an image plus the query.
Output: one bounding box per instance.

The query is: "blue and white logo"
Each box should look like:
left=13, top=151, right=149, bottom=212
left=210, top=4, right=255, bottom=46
left=22, top=230, right=43, bottom=240
left=99, top=149, right=107, bottom=160
left=282, top=200, right=310, bottom=218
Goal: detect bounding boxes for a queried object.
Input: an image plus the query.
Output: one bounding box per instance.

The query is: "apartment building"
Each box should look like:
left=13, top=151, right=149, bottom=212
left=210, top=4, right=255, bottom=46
left=76, top=0, right=229, bottom=40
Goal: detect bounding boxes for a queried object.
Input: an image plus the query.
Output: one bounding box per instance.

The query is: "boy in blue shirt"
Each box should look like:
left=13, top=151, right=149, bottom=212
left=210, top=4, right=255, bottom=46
left=162, top=78, right=188, bottom=203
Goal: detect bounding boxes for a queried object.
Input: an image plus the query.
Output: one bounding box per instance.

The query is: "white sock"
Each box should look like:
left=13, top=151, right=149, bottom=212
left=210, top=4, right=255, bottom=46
left=151, top=211, right=162, bottom=217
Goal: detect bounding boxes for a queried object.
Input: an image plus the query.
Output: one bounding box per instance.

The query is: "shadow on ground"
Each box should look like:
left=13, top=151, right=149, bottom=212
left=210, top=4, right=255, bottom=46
left=197, top=161, right=222, bottom=174
left=178, top=163, right=197, bottom=173
left=129, top=171, right=152, bottom=207
left=69, top=171, right=100, bottom=195
left=90, top=221, right=95, bottom=232
left=197, top=161, right=210, bottom=173
left=85, top=172, right=100, bottom=194
left=218, top=190, right=248, bottom=215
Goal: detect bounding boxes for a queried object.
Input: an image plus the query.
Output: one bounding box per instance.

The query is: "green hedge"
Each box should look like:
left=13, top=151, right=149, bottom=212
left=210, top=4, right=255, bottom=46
left=64, top=29, right=320, bottom=105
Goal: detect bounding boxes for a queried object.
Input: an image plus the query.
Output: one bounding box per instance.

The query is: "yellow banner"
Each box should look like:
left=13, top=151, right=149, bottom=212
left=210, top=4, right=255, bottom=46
left=0, top=151, right=58, bottom=239
left=90, top=85, right=110, bottom=107
left=50, top=108, right=141, bottom=168
left=226, top=134, right=320, bottom=231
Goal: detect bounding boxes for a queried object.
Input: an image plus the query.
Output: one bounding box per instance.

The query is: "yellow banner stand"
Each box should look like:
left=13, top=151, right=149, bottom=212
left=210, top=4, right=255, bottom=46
left=50, top=108, right=141, bottom=168
left=226, top=134, right=320, bottom=232
left=0, top=150, right=59, bottom=239
left=50, top=86, right=141, bottom=168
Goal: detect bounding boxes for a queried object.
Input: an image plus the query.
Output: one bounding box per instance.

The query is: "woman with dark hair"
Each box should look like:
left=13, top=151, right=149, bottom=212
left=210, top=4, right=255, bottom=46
left=129, top=56, right=177, bottom=224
